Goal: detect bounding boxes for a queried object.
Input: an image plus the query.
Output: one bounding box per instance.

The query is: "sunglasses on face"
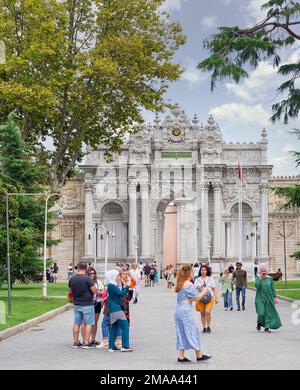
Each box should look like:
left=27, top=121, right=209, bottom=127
left=89, top=272, right=95, bottom=275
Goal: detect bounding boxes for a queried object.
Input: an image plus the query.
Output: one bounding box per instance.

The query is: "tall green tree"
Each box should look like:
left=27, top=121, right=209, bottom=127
left=198, top=0, right=300, bottom=209
left=0, top=0, right=186, bottom=191
left=0, top=112, right=57, bottom=284
left=198, top=0, right=300, bottom=124
left=273, top=128, right=300, bottom=208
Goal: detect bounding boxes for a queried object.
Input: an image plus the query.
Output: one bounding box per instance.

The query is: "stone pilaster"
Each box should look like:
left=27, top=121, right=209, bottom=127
left=84, top=182, right=94, bottom=258
left=213, top=183, right=223, bottom=258
left=260, top=184, right=269, bottom=260
left=141, top=182, right=152, bottom=259
left=200, top=183, right=210, bottom=261
left=128, top=182, right=137, bottom=258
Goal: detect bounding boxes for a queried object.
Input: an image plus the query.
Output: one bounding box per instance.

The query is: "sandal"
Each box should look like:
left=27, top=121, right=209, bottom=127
left=91, top=340, right=100, bottom=346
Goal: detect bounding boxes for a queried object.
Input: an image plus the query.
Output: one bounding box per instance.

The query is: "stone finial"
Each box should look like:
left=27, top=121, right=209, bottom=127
left=171, top=103, right=181, bottom=118
left=192, top=114, right=199, bottom=125
left=207, top=114, right=221, bottom=133
left=154, top=113, right=160, bottom=125
left=207, top=114, right=216, bottom=127
left=261, top=128, right=268, bottom=141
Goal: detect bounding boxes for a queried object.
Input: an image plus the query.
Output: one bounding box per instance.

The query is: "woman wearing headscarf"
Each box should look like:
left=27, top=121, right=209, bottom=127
left=106, top=269, right=134, bottom=352
left=255, top=264, right=282, bottom=333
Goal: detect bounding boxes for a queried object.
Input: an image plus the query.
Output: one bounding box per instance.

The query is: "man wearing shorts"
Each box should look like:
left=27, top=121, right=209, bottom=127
left=68, top=262, right=98, bottom=349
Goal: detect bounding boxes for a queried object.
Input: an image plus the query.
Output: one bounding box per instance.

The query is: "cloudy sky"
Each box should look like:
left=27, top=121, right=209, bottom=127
left=144, top=0, right=300, bottom=176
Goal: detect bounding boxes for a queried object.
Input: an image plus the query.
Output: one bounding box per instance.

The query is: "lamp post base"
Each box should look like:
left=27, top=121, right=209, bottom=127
left=41, top=282, right=48, bottom=300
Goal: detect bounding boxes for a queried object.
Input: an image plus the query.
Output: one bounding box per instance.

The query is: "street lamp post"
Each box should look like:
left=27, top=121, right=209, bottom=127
left=133, top=235, right=139, bottom=264
left=94, top=223, right=100, bottom=270
left=5, top=193, right=12, bottom=317
left=104, top=230, right=115, bottom=276
left=42, top=193, right=63, bottom=300
left=207, top=233, right=212, bottom=265
left=283, top=220, right=288, bottom=290
left=72, top=220, right=76, bottom=275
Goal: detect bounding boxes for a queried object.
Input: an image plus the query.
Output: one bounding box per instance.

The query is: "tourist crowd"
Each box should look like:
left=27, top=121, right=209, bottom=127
left=68, top=260, right=282, bottom=362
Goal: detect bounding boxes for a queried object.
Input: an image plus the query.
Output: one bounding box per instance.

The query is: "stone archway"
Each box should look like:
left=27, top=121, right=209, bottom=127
left=99, top=202, right=128, bottom=259
left=155, top=199, right=177, bottom=271
left=229, top=202, right=255, bottom=260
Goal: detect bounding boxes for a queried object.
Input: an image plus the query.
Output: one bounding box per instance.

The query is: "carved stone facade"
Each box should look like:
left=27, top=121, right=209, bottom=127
left=269, top=176, right=300, bottom=277
left=51, top=107, right=300, bottom=279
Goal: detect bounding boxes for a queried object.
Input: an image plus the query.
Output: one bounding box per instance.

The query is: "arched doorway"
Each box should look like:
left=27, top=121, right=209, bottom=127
left=163, top=203, right=178, bottom=268
left=229, top=202, right=256, bottom=259
left=100, top=202, right=128, bottom=259
left=156, top=200, right=178, bottom=272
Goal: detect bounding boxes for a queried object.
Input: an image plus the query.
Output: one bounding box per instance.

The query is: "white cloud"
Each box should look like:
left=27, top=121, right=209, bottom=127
left=182, top=59, right=208, bottom=87
left=210, top=103, right=269, bottom=127
left=161, top=0, right=187, bottom=12
left=225, top=62, right=279, bottom=103
left=283, top=144, right=295, bottom=153
left=201, top=16, right=218, bottom=29
left=270, top=142, right=299, bottom=176
left=246, top=0, right=268, bottom=23
left=271, top=156, right=294, bottom=175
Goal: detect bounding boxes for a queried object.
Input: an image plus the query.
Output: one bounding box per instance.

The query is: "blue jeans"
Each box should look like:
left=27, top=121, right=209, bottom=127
left=74, top=305, right=95, bottom=326
left=109, top=319, right=129, bottom=349
left=223, top=290, right=233, bottom=309
left=102, top=314, right=121, bottom=340
left=236, top=286, right=247, bottom=308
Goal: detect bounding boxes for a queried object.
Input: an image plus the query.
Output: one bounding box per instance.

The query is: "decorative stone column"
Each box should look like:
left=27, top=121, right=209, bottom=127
left=84, top=182, right=94, bottom=258
left=176, top=199, right=197, bottom=264
left=141, top=182, right=151, bottom=259
left=260, top=184, right=269, bottom=259
left=200, top=183, right=209, bottom=261
left=213, top=183, right=223, bottom=258
left=128, top=182, right=137, bottom=258
left=226, top=221, right=232, bottom=258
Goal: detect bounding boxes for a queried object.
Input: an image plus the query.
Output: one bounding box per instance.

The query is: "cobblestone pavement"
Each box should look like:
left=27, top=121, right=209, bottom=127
left=0, top=282, right=300, bottom=370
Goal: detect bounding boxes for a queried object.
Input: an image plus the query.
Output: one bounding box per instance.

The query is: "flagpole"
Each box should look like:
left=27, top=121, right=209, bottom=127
left=239, top=161, right=243, bottom=263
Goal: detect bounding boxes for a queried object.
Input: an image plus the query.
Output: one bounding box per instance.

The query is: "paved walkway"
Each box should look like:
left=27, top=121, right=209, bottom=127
left=0, top=283, right=300, bottom=370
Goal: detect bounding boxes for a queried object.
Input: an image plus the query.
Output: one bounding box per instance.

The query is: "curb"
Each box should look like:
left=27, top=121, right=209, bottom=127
left=248, top=286, right=300, bottom=305
left=0, top=303, right=72, bottom=342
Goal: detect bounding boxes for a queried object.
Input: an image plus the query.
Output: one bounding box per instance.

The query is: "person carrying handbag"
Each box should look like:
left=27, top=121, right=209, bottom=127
left=195, top=264, right=218, bottom=334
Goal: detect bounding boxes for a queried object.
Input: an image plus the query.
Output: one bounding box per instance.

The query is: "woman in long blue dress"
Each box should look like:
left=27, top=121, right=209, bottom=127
left=175, top=265, right=212, bottom=363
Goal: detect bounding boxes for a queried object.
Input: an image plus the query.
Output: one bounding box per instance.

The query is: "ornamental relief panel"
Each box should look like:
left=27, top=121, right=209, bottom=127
left=61, top=187, right=82, bottom=210
left=60, top=224, right=83, bottom=240
left=95, top=181, right=117, bottom=201
left=222, top=186, right=260, bottom=211
left=273, top=222, right=296, bottom=240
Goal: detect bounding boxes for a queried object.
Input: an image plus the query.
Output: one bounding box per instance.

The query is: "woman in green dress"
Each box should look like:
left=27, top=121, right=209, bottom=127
left=255, top=264, right=282, bottom=333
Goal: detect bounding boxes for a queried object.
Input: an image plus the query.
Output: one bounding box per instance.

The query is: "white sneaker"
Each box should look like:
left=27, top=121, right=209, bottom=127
left=97, top=341, right=108, bottom=349
left=120, top=348, right=135, bottom=352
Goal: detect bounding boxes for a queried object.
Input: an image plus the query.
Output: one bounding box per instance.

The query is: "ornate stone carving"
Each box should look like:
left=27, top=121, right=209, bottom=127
left=200, top=115, right=223, bottom=161
left=60, top=225, right=75, bottom=239
left=274, top=221, right=296, bottom=239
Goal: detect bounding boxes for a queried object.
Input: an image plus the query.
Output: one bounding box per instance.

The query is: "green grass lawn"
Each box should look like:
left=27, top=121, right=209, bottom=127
left=248, top=280, right=300, bottom=289
left=276, top=290, right=300, bottom=300
left=0, top=283, right=69, bottom=332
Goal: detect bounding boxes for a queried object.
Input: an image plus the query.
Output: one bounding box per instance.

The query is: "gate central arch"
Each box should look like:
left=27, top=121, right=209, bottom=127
left=81, top=106, right=272, bottom=273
